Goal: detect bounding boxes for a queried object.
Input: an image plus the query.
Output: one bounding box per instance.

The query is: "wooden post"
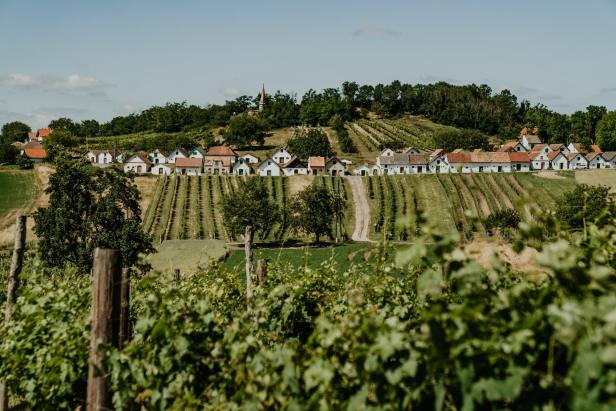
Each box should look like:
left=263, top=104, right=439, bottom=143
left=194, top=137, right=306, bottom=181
left=256, top=259, right=268, bottom=286
left=173, top=269, right=181, bottom=283
left=244, top=225, right=254, bottom=301
left=0, top=215, right=26, bottom=411
left=87, top=248, right=121, bottom=411
left=118, top=268, right=131, bottom=349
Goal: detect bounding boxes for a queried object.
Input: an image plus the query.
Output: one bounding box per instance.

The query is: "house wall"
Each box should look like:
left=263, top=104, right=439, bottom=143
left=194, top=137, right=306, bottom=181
left=551, top=158, right=568, bottom=170
left=327, top=163, right=346, bottom=176
left=124, top=162, right=149, bottom=173
left=234, top=164, right=252, bottom=175
left=283, top=167, right=308, bottom=176
left=589, top=158, right=606, bottom=169
left=151, top=165, right=172, bottom=176
left=151, top=153, right=167, bottom=164
left=177, top=167, right=202, bottom=176
left=259, top=161, right=281, bottom=176
left=568, top=157, right=588, bottom=170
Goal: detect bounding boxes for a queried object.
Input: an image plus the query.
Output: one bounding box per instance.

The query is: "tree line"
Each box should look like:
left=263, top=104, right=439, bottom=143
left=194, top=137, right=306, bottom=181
left=3, top=80, right=616, bottom=152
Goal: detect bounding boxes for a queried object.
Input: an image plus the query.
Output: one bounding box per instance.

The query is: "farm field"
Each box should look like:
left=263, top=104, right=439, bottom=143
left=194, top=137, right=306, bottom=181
left=147, top=239, right=228, bottom=275
left=0, top=169, right=39, bottom=227
left=142, top=175, right=354, bottom=244
left=575, top=169, right=616, bottom=191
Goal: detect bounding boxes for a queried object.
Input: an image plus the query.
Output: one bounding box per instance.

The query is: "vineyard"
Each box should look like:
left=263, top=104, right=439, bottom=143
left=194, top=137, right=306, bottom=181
left=364, top=173, right=577, bottom=241
left=142, top=175, right=353, bottom=243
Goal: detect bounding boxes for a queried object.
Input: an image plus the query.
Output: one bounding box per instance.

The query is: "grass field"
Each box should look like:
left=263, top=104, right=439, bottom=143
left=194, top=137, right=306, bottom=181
left=575, top=169, right=616, bottom=191
left=0, top=170, right=39, bottom=226
left=220, top=243, right=376, bottom=272
left=148, top=239, right=228, bottom=275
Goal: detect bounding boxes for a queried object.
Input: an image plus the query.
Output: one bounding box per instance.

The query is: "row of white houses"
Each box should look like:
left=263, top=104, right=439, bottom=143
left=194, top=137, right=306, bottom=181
left=87, top=146, right=348, bottom=177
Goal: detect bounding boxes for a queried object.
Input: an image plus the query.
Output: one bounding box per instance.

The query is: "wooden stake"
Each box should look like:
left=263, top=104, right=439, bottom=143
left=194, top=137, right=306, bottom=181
left=173, top=268, right=181, bottom=283
left=244, top=225, right=254, bottom=300
left=86, top=248, right=121, bottom=411
left=0, top=215, right=26, bottom=411
left=119, top=267, right=131, bottom=349
left=256, top=259, right=268, bottom=286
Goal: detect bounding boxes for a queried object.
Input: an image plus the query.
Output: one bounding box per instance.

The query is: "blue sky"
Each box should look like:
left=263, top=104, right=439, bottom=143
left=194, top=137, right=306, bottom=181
left=1, top=0, right=615, bottom=128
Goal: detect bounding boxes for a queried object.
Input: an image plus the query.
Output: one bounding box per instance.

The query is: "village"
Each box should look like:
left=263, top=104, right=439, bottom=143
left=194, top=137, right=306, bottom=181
left=16, top=126, right=616, bottom=177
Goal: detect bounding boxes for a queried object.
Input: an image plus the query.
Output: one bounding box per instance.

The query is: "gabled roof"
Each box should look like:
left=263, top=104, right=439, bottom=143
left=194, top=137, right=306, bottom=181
left=204, top=157, right=232, bottom=167
left=547, top=151, right=565, bottom=161
left=152, top=163, right=175, bottom=169
left=176, top=157, right=203, bottom=168
left=530, top=144, right=547, bottom=153
left=191, top=147, right=207, bottom=156
left=521, top=134, right=542, bottom=144
left=601, top=151, right=616, bottom=161
left=128, top=153, right=151, bottom=164
left=508, top=152, right=530, bottom=163
left=37, top=128, right=51, bottom=138
left=258, top=157, right=281, bottom=170
left=241, top=153, right=259, bottom=159
left=430, top=149, right=444, bottom=159
left=402, top=147, right=420, bottom=154
left=282, top=156, right=307, bottom=169
left=308, top=156, right=326, bottom=168
left=586, top=152, right=604, bottom=161
left=498, top=141, right=519, bottom=152
left=469, top=152, right=511, bottom=163
left=170, top=147, right=188, bottom=156
left=519, top=127, right=540, bottom=137
left=569, top=143, right=583, bottom=153
left=24, top=147, right=47, bottom=159
left=549, top=144, right=565, bottom=151
left=591, top=144, right=602, bottom=153
left=407, top=154, right=429, bottom=165
left=379, top=148, right=394, bottom=156
left=565, top=153, right=586, bottom=161
left=150, top=149, right=169, bottom=157
left=206, top=146, right=237, bottom=156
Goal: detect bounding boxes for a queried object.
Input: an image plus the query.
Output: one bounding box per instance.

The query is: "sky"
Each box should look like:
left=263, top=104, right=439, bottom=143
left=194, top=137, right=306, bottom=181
left=1, top=0, right=616, bottom=129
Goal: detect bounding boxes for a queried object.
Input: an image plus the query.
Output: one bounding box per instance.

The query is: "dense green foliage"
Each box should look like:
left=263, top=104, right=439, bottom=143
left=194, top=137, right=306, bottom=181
left=2, top=212, right=616, bottom=409
left=286, top=128, right=333, bottom=159
left=289, top=183, right=344, bottom=242
left=433, top=128, right=491, bottom=152
left=221, top=178, right=280, bottom=239
left=33, top=157, right=153, bottom=272
left=0, top=143, right=18, bottom=164
left=596, top=111, right=616, bottom=151
left=0, top=121, right=30, bottom=143
left=485, top=208, right=521, bottom=234
left=556, top=184, right=615, bottom=230
left=221, top=113, right=268, bottom=148
left=330, top=114, right=357, bottom=153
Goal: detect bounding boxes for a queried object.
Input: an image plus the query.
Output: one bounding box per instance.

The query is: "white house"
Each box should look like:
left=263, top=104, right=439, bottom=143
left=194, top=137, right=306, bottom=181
left=549, top=152, right=569, bottom=170
left=325, top=157, right=347, bottom=176
left=508, top=152, right=531, bottom=172
left=240, top=153, right=259, bottom=164
left=167, top=148, right=188, bottom=164
left=428, top=149, right=449, bottom=173
left=520, top=133, right=542, bottom=151
left=282, top=157, right=308, bottom=176
left=549, top=144, right=569, bottom=154
left=602, top=152, right=616, bottom=168
left=568, top=143, right=583, bottom=154
left=587, top=152, right=607, bottom=169
left=175, top=157, right=203, bottom=176
left=149, top=149, right=168, bottom=165
left=272, top=148, right=292, bottom=165
left=151, top=163, right=174, bottom=176
left=467, top=152, right=512, bottom=173
left=499, top=141, right=528, bottom=153
left=402, top=147, right=421, bottom=155
left=379, top=148, right=396, bottom=158
left=354, top=164, right=379, bottom=176
left=124, top=154, right=151, bottom=174
left=258, top=157, right=282, bottom=176
left=566, top=153, right=588, bottom=170
left=189, top=147, right=206, bottom=159
left=529, top=145, right=550, bottom=170
left=232, top=159, right=255, bottom=176
left=86, top=150, right=122, bottom=165
left=446, top=152, right=472, bottom=173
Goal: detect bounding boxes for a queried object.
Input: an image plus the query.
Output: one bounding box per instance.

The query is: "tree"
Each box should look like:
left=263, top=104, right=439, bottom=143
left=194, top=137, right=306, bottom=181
left=555, top=184, right=615, bottom=230
left=289, top=183, right=341, bottom=243
left=596, top=111, right=616, bottom=151
left=287, top=128, right=333, bottom=159
left=221, top=179, right=280, bottom=299
left=221, top=113, right=268, bottom=148
left=49, top=117, right=79, bottom=135
left=433, top=129, right=491, bottom=152
left=1, top=121, right=31, bottom=143
left=33, top=157, right=153, bottom=272
left=79, top=119, right=100, bottom=137
left=0, top=143, right=18, bottom=164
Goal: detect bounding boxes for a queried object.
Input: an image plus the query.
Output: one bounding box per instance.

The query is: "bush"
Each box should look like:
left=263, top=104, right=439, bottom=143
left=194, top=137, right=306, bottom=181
left=555, top=184, right=615, bottom=229
left=485, top=208, right=521, bottom=232
left=434, top=128, right=491, bottom=152
left=0, top=143, right=18, bottom=164
left=287, top=128, right=333, bottom=159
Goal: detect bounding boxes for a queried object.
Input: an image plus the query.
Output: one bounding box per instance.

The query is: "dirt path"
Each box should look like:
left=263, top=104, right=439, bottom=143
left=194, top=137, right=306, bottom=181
left=346, top=176, right=372, bottom=242
left=536, top=171, right=565, bottom=180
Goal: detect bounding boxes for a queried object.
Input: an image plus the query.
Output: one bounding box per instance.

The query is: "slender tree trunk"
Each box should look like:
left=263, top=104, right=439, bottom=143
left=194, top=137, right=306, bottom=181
left=256, top=259, right=268, bottom=286
left=245, top=225, right=254, bottom=301
left=0, top=215, right=26, bottom=411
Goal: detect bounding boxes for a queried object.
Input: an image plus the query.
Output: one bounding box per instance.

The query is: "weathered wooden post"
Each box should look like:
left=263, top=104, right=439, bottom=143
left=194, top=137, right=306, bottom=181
left=256, top=259, right=268, bottom=286
left=118, top=267, right=131, bottom=349
left=0, top=215, right=27, bottom=411
left=173, top=268, right=181, bottom=283
left=87, top=248, right=121, bottom=411
left=244, top=225, right=254, bottom=300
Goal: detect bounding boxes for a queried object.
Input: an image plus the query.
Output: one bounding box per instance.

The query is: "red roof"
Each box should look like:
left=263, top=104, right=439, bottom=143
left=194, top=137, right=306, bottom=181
left=176, top=157, right=203, bottom=168
left=308, top=156, right=326, bottom=168
left=547, top=151, right=563, bottom=161
left=591, top=144, right=602, bottom=153
left=37, top=128, right=51, bottom=138
left=206, top=146, right=237, bottom=156
left=446, top=152, right=471, bottom=163
left=24, top=147, right=48, bottom=159
left=498, top=141, right=518, bottom=152
left=508, top=152, right=530, bottom=162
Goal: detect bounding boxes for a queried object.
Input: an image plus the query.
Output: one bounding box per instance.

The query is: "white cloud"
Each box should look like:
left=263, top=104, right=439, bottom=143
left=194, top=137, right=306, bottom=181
left=219, top=87, right=244, bottom=98
left=352, top=27, right=401, bottom=37
left=0, top=73, right=105, bottom=91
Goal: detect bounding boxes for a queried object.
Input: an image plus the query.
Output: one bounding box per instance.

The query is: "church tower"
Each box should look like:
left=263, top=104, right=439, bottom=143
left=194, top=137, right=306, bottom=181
left=259, top=84, right=265, bottom=113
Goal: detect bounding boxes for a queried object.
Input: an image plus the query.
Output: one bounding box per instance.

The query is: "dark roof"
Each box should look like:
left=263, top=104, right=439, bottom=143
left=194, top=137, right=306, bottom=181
left=206, top=146, right=237, bottom=156
left=601, top=151, right=616, bottom=161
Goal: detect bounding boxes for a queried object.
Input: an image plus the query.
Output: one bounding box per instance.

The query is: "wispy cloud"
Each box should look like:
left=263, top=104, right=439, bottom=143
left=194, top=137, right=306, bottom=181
left=35, top=106, right=89, bottom=116
left=0, top=109, right=56, bottom=129
left=0, top=73, right=106, bottom=91
left=352, top=26, right=401, bottom=37
left=219, top=87, right=245, bottom=98
left=599, top=87, right=616, bottom=94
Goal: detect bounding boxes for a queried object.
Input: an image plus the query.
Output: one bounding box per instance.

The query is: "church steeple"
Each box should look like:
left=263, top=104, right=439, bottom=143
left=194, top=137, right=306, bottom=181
left=259, top=84, right=265, bottom=112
